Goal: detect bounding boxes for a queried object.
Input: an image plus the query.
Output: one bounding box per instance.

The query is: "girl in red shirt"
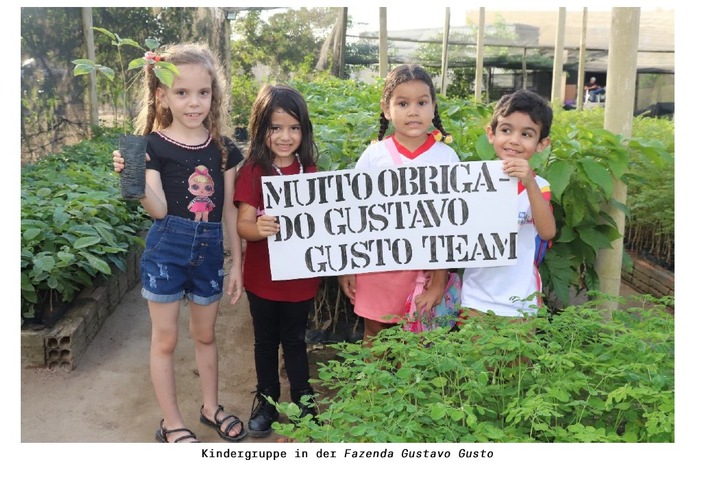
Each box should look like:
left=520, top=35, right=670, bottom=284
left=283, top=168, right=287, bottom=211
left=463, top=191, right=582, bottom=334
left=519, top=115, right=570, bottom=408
left=233, top=84, right=320, bottom=437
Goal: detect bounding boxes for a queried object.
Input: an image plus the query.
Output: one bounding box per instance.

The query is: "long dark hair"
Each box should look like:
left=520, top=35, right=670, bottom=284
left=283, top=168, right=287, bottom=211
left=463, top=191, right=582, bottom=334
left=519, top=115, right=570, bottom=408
left=245, top=84, right=318, bottom=176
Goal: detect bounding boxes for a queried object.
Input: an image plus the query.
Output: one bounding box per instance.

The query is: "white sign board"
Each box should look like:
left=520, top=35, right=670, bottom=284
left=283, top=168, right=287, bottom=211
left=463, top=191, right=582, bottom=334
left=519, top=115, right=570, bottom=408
left=263, top=161, right=518, bottom=280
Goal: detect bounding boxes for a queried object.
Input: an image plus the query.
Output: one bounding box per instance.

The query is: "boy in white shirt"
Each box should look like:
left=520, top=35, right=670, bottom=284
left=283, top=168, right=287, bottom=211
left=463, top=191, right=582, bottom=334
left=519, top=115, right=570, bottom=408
left=460, top=89, right=556, bottom=318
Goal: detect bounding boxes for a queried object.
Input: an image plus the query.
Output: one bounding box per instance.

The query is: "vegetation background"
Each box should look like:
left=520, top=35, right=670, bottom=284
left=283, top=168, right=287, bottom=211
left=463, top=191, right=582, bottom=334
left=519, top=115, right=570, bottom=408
left=18, top=0, right=680, bottom=445
left=20, top=6, right=674, bottom=328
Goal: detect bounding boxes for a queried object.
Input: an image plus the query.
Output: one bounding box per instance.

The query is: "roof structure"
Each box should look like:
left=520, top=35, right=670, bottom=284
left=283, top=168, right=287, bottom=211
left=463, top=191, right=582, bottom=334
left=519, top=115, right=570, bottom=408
left=474, top=9, right=675, bottom=73
left=356, top=8, right=674, bottom=74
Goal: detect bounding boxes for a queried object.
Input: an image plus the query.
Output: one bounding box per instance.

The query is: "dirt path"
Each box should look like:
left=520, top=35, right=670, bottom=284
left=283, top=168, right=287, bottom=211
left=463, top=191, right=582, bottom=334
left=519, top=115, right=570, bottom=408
left=20, top=253, right=330, bottom=443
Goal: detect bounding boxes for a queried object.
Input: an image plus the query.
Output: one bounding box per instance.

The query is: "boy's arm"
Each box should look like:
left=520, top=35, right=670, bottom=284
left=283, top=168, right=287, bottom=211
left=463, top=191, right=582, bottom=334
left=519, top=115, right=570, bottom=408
left=502, top=157, right=556, bottom=241
left=522, top=175, right=556, bottom=241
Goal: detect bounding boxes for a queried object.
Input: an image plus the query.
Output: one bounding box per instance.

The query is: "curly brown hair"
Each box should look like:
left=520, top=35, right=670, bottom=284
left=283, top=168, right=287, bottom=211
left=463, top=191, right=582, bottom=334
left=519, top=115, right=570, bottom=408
left=134, top=42, right=233, bottom=170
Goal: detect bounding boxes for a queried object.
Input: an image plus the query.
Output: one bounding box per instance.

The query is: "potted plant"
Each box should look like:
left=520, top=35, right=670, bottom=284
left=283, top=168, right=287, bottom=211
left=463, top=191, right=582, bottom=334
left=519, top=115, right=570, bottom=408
left=73, top=27, right=179, bottom=199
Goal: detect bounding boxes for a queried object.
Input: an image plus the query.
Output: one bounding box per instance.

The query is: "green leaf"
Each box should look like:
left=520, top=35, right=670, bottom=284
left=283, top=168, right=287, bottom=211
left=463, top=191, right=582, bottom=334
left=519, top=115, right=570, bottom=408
left=127, top=58, right=147, bottom=71
left=74, top=236, right=102, bottom=249
left=449, top=409, right=465, bottom=421
left=532, top=422, right=550, bottom=431
left=544, top=160, right=573, bottom=197
left=557, top=224, right=577, bottom=243
left=21, top=274, right=35, bottom=292
left=117, top=38, right=142, bottom=50
left=33, top=255, right=56, bottom=273
left=72, top=63, right=95, bottom=76
left=92, top=27, right=116, bottom=41
left=157, top=62, right=180, bottom=75
left=84, top=253, right=112, bottom=275
left=431, top=377, right=447, bottom=388
left=577, top=226, right=613, bottom=250
left=580, top=159, right=614, bottom=198
left=154, top=67, right=175, bottom=87
left=475, top=133, right=495, bottom=160
left=430, top=403, right=446, bottom=420
left=57, top=251, right=76, bottom=263
left=96, top=66, right=115, bottom=81
left=23, top=228, right=42, bottom=241
left=144, top=38, right=160, bottom=51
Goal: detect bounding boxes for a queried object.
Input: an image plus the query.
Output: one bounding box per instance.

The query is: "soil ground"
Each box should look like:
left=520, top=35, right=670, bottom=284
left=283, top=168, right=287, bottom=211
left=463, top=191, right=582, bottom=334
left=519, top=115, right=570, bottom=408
left=20, top=252, right=337, bottom=444
left=20, top=258, right=644, bottom=444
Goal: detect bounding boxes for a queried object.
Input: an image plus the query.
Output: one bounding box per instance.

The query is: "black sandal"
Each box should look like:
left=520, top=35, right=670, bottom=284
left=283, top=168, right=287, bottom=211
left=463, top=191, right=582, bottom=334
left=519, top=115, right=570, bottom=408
left=199, top=405, right=247, bottom=442
left=155, top=419, right=199, bottom=443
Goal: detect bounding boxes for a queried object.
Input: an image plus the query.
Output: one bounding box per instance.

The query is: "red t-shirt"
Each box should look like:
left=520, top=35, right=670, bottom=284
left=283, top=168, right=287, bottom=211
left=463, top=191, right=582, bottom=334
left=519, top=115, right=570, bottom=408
left=233, top=161, right=321, bottom=302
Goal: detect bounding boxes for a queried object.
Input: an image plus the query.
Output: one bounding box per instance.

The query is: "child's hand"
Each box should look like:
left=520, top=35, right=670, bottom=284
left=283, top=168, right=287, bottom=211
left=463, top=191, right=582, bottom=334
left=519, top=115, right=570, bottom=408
left=338, top=274, right=356, bottom=304
left=501, top=158, right=534, bottom=186
left=227, top=262, right=244, bottom=305
left=413, top=270, right=446, bottom=313
left=112, top=150, right=124, bottom=173
left=113, top=150, right=149, bottom=173
left=414, top=286, right=444, bottom=314
left=256, top=214, right=280, bottom=238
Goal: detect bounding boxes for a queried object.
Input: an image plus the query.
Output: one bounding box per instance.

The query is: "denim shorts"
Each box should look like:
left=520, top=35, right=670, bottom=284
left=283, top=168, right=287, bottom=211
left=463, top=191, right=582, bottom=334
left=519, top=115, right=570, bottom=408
left=140, top=215, right=224, bottom=305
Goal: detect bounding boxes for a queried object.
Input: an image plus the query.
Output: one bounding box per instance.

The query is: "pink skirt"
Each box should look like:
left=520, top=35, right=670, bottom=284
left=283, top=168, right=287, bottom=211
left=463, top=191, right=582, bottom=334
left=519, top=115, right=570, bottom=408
left=354, top=270, right=419, bottom=323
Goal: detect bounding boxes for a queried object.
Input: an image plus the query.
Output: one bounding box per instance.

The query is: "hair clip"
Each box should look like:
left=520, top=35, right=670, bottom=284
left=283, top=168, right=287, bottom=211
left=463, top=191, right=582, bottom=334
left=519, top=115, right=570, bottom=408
left=432, top=129, right=443, bottom=142
left=444, top=134, right=454, bottom=144
left=144, top=51, right=162, bottom=63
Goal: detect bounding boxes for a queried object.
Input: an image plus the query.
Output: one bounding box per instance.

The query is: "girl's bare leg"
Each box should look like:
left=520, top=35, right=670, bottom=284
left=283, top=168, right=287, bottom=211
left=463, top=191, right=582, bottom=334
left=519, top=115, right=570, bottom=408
left=190, top=301, right=243, bottom=438
left=148, top=300, right=197, bottom=441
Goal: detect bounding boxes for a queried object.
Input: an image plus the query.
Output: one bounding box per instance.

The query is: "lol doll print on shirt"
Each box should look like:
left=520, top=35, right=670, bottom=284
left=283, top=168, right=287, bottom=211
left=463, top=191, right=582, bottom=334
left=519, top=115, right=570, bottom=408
left=187, top=165, right=216, bottom=221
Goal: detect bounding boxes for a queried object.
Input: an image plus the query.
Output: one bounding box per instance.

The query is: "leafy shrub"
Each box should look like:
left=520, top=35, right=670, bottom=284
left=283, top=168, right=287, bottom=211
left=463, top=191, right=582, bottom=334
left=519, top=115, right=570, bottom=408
left=20, top=128, right=150, bottom=322
left=293, top=76, right=383, bottom=171
left=541, top=109, right=673, bottom=302
left=623, top=115, right=674, bottom=269
left=230, top=74, right=260, bottom=129
left=276, top=294, right=674, bottom=443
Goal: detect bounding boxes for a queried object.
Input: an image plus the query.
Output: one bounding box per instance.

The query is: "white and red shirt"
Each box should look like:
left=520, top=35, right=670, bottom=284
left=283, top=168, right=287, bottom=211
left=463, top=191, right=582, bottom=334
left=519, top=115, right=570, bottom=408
left=356, top=134, right=460, bottom=169
left=461, top=174, right=552, bottom=317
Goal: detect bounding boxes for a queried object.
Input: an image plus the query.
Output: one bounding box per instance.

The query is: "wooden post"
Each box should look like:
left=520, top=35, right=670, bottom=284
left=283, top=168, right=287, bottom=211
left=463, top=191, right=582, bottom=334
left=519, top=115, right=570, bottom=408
left=379, top=7, right=388, bottom=78
left=332, top=8, right=347, bottom=78
left=595, top=7, right=641, bottom=310
left=474, top=8, right=485, bottom=102
left=551, top=7, right=566, bottom=105
left=577, top=8, right=588, bottom=109
left=440, top=8, right=450, bottom=96
left=81, top=7, right=98, bottom=128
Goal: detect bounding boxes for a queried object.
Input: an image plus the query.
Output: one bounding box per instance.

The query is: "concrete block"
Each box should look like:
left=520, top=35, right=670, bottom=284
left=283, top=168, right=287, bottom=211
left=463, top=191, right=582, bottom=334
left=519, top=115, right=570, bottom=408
left=21, top=330, right=47, bottom=368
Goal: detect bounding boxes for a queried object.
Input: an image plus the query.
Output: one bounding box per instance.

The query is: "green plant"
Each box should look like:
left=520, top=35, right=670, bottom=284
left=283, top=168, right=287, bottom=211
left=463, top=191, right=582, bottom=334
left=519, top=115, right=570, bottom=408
left=292, top=76, right=383, bottom=171
left=230, top=74, right=259, bottom=129
left=275, top=294, right=674, bottom=443
left=20, top=129, right=150, bottom=322
left=539, top=109, right=673, bottom=305
left=72, top=27, right=179, bottom=131
left=623, top=116, right=674, bottom=268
